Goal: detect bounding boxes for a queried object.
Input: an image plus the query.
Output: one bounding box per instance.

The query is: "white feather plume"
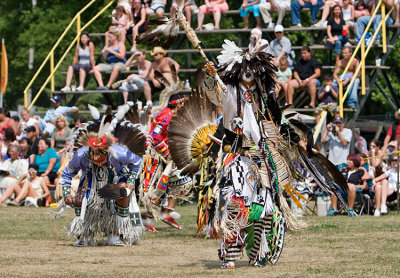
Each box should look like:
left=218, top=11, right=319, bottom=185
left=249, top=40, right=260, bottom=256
left=217, top=40, right=243, bottom=70
left=88, top=104, right=100, bottom=120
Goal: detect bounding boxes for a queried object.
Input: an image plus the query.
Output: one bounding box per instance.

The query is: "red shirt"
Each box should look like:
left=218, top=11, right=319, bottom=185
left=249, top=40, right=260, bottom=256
left=387, top=122, right=400, bottom=140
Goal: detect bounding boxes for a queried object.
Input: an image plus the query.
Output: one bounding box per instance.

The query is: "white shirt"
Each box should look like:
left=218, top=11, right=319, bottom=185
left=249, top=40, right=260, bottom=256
left=385, top=168, right=399, bottom=191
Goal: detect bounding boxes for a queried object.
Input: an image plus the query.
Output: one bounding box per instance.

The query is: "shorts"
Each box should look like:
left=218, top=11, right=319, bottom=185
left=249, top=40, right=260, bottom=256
left=72, top=64, right=91, bottom=73
left=98, top=62, right=126, bottom=73
left=39, top=171, right=58, bottom=185
left=346, top=20, right=355, bottom=27
left=148, top=79, right=165, bottom=94
left=295, top=78, right=321, bottom=87
left=239, top=4, right=261, bottom=17
left=151, top=3, right=165, bottom=12
left=199, top=2, right=229, bottom=14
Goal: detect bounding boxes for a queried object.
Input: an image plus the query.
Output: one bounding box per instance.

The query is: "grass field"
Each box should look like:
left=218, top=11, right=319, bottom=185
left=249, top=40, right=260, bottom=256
left=0, top=205, right=399, bottom=278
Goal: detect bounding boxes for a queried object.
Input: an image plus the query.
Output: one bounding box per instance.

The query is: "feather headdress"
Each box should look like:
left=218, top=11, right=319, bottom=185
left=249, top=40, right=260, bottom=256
left=217, top=40, right=277, bottom=93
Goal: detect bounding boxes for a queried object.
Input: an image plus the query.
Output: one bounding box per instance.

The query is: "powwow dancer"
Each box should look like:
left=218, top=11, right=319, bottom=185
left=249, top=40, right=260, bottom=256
left=137, top=0, right=349, bottom=268
left=62, top=105, right=148, bottom=246
left=140, top=67, right=192, bottom=230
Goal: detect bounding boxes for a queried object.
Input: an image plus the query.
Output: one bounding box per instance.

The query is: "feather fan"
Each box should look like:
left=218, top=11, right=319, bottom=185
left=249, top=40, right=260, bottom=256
left=168, top=91, right=218, bottom=169
left=136, top=16, right=180, bottom=49
left=113, top=121, right=150, bottom=157
left=97, top=183, right=127, bottom=199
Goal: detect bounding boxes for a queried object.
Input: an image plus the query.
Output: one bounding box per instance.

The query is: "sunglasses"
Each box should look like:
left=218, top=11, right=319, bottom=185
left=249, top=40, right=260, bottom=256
left=29, top=170, right=37, bottom=174
left=370, top=145, right=376, bottom=148
left=275, top=32, right=283, bottom=34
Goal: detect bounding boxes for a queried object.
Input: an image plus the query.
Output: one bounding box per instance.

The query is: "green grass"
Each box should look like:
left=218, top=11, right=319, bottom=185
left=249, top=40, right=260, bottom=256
left=0, top=205, right=399, bottom=277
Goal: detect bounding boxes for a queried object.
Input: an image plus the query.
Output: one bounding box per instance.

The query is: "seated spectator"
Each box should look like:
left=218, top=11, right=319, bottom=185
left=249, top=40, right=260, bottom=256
left=354, top=128, right=368, bottom=154
left=325, top=5, right=348, bottom=64
left=107, top=5, right=131, bottom=44
left=373, top=155, right=399, bottom=216
left=0, top=163, right=49, bottom=207
left=287, top=46, right=322, bottom=108
left=196, top=0, right=229, bottom=30
left=291, top=0, right=324, bottom=27
left=314, top=0, right=343, bottom=27
left=34, top=138, right=60, bottom=185
left=171, top=0, right=197, bottom=28
left=368, top=139, right=384, bottom=175
left=112, top=50, right=152, bottom=104
left=17, top=108, right=39, bottom=140
left=43, top=95, right=78, bottom=136
left=0, top=108, right=18, bottom=140
left=321, top=116, right=352, bottom=170
left=18, top=137, right=30, bottom=159
left=50, top=115, right=72, bottom=163
left=259, top=0, right=290, bottom=29
left=267, top=25, right=293, bottom=67
left=93, top=30, right=126, bottom=90
left=0, top=128, right=17, bottom=161
left=145, top=0, right=166, bottom=18
left=0, top=144, right=29, bottom=198
left=328, top=153, right=369, bottom=216
left=342, top=0, right=355, bottom=36
left=248, top=28, right=269, bottom=53
left=317, top=73, right=339, bottom=104
left=143, top=46, right=180, bottom=108
left=332, top=46, right=360, bottom=108
left=382, top=108, right=400, bottom=153
left=25, top=126, right=39, bottom=163
left=71, top=117, right=87, bottom=133
left=239, top=0, right=262, bottom=29
left=355, top=0, right=395, bottom=45
left=128, top=0, right=149, bottom=52
left=274, top=56, right=292, bottom=100
left=61, top=32, right=95, bottom=92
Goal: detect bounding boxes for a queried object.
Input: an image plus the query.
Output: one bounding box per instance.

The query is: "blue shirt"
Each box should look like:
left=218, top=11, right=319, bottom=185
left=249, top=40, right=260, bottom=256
left=34, top=148, right=60, bottom=173
left=44, top=106, right=77, bottom=122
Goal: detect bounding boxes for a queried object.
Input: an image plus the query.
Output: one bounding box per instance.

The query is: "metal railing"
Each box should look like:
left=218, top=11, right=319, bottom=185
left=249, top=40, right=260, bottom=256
left=23, top=0, right=116, bottom=110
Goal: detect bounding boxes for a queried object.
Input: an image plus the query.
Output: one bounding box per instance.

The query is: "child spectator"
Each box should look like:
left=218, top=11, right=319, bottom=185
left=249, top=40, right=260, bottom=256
left=107, top=5, right=131, bottom=44
left=196, top=0, right=229, bottom=30
left=342, top=0, right=355, bottom=36
left=274, top=56, right=292, bottom=100
left=61, top=32, right=95, bottom=92
left=325, top=5, right=348, bottom=64
left=239, top=0, right=262, bottom=29
left=317, top=73, right=339, bottom=105
left=354, top=1, right=370, bottom=19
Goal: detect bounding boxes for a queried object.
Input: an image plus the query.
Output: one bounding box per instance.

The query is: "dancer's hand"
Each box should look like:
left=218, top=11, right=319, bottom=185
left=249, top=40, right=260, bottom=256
left=65, top=195, right=73, bottom=205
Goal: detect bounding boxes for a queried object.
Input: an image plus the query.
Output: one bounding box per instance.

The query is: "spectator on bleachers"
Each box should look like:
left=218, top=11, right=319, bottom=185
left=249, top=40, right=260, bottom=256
left=143, top=46, right=180, bottom=108
left=94, top=30, right=126, bottom=90
left=267, top=24, right=293, bottom=67
left=321, top=116, right=352, bottom=170
left=128, top=0, right=149, bottom=52
left=373, top=155, right=399, bottom=216
left=248, top=28, right=269, bottom=53
left=259, top=0, right=290, bottom=29
left=325, top=5, right=348, bottom=64
left=196, top=0, right=229, bottom=30
left=368, top=139, right=385, bottom=175
left=274, top=56, right=292, bottom=100
left=355, top=0, right=395, bottom=45
left=18, top=137, right=29, bottom=159
left=112, top=50, right=151, bottom=104
left=291, top=0, right=324, bottom=27
left=0, top=108, right=18, bottom=140
left=107, top=5, right=131, bottom=44
left=287, top=46, right=321, bottom=108
left=328, top=153, right=369, bottom=216
left=354, top=128, right=368, bottom=154
left=25, top=126, right=39, bottom=163
left=342, top=0, right=355, bottom=35
left=317, top=73, right=339, bottom=105
left=382, top=108, right=400, bottom=153
left=0, top=128, right=17, bottom=161
left=239, top=0, right=262, bottom=29
left=332, top=46, right=359, bottom=108
left=43, top=95, right=78, bottom=136
left=17, top=108, right=39, bottom=141
left=354, top=0, right=370, bottom=19
left=313, top=0, right=343, bottom=28
left=34, top=138, right=60, bottom=185
left=171, top=0, right=197, bottom=28
left=71, top=117, right=87, bottom=133
left=0, top=163, right=49, bottom=207
left=0, top=144, right=29, bottom=199
left=145, top=0, right=166, bottom=18
left=61, top=32, right=95, bottom=93
left=50, top=115, right=72, bottom=156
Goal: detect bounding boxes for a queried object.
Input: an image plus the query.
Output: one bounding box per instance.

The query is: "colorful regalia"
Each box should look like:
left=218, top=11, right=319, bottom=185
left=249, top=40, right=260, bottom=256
left=61, top=105, right=149, bottom=246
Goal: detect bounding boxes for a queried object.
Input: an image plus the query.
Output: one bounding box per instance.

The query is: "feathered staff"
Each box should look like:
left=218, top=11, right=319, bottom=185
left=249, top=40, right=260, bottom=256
left=136, top=0, right=226, bottom=95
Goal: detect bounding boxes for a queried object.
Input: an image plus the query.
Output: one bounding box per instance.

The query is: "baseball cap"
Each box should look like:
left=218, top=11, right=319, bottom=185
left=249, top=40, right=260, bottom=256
left=50, top=95, right=62, bottom=103
left=334, top=116, right=344, bottom=123
left=25, top=126, right=36, bottom=133
left=274, top=25, right=284, bottom=33
left=151, top=46, right=166, bottom=56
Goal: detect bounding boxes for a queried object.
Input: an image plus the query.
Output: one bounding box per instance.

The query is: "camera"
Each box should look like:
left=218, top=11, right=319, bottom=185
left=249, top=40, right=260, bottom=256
left=330, top=122, right=337, bottom=136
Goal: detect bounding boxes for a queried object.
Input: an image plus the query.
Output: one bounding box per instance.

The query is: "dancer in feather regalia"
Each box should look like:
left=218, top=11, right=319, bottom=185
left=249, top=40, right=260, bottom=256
left=61, top=105, right=149, bottom=246
left=140, top=67, right=192, bottom=230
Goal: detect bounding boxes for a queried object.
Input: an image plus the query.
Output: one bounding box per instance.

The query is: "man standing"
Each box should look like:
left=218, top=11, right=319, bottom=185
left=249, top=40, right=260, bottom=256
left=333, top=46, right=360, bottom=109
left=321, top=116, right=352, bottom=170
left=287, top=46, right=321, bottom=108
left=267, top=25, right=293, bottom=67
left=43, top=95, right=78, bottom=135
left=143, top=47, right=180, bottom=108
